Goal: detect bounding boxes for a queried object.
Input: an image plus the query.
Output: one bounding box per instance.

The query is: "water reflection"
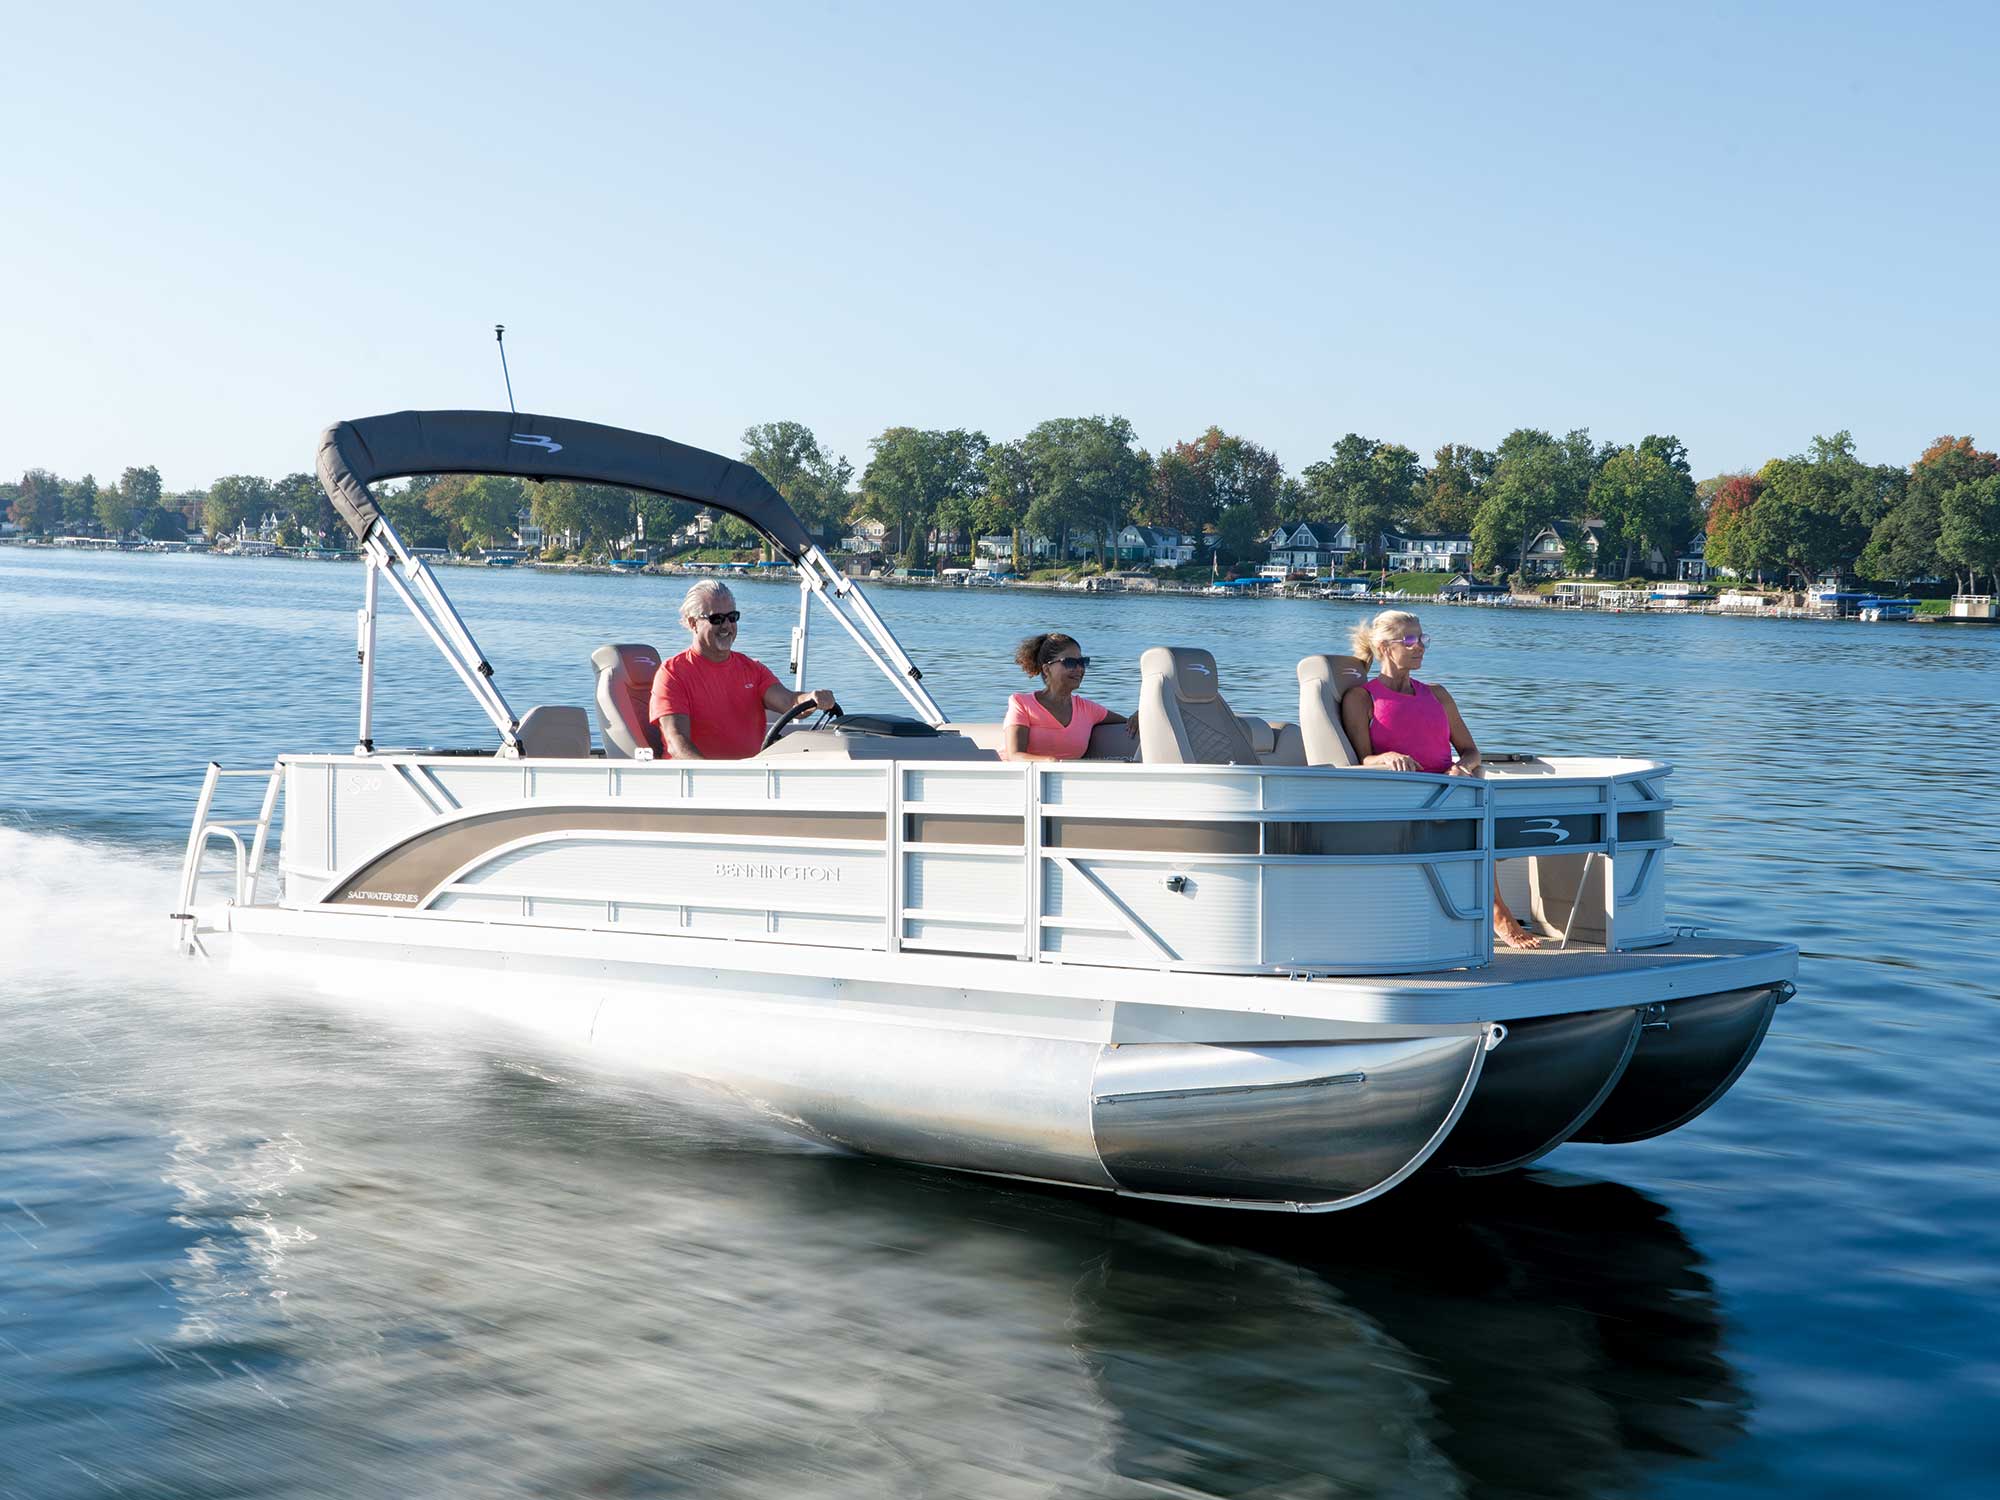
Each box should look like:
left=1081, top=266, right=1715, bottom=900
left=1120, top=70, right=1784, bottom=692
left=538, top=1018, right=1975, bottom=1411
left=2, top=966, right=1751, bottom=1500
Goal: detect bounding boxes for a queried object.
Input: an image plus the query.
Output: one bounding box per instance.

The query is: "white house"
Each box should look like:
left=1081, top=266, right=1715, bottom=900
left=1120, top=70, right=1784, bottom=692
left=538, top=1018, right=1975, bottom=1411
left=841, top=518, right=889, bottom=553
left=1382, top=531, right=1472, bottom=573
left=1113, top=524, right=1194, bottom=566
left=514, top=506, right=544, bottom=550
left=1677, top=531, right=1712, bottom=582
left=1264, top=521, right=1354, bottom=573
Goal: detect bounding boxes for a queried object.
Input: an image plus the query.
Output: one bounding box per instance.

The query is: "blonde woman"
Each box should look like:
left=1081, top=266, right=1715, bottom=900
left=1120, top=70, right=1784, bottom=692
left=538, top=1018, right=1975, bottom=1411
left=1340, top=610, right=1541, bottom=949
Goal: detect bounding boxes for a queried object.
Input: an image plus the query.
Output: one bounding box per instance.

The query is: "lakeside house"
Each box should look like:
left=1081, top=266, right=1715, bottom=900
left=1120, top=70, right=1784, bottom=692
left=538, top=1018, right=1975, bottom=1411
left=1439, top=572, right=1506, bottom=598
left=1523, top=520, right=1602, bottom=577
left=1265, top=521, right=1354, bottom=573
left=1383, top=531, right=1472, bottom=573
left=1112, top=524, right=1195, bottom=566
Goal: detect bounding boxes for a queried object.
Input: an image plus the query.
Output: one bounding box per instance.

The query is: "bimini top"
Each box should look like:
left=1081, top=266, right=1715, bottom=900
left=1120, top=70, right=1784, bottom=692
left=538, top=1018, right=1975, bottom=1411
left=316, top=409, right=814, bottom=560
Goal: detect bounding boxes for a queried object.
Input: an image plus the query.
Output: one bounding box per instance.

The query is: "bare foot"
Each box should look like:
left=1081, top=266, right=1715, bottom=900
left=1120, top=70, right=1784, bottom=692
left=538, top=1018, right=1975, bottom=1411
left=1495, top=913, right=1543, bottom=950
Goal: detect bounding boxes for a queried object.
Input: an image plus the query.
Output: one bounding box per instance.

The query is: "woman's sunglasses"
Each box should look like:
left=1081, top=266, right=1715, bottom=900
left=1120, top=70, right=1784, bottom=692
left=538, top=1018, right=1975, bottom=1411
left=1045, top=655, right=1090, bottom=670
left=1396, top=634, right=1431, bottom=648
left=701, top=610, right=743, bottom=625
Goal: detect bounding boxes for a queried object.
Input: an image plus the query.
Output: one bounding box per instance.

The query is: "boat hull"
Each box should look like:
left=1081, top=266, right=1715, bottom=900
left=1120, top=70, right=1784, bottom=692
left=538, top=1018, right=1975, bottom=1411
left=1568, top=985, right=1783, bottom=1144
left=1429, top=1005, right=1644, bottom=1175
left=203, top=904, right=1792, bottom=1212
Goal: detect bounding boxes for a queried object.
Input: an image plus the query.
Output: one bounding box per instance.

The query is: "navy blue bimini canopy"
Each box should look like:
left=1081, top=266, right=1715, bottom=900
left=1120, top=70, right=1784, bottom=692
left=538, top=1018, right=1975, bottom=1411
left=317, top=410, right=813, bottom=560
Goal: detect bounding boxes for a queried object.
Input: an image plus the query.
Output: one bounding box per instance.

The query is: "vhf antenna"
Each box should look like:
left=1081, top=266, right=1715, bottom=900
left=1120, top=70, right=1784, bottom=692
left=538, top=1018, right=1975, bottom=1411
left=495, top=323, right=517, bottom=414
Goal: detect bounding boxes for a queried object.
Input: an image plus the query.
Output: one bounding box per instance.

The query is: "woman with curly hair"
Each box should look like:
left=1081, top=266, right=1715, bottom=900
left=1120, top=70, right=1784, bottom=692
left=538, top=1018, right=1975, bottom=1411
left=1000, top=632, right=1136, bottom=761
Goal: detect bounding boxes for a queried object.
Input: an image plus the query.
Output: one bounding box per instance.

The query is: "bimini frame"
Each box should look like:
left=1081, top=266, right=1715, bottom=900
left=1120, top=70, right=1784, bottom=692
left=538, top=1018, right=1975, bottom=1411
left=317, top=410, right=944, bottom=756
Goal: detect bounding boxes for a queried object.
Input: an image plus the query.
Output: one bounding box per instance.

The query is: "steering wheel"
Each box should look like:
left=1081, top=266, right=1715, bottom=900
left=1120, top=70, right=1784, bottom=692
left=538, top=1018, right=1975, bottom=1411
left=760, top=700, right=841, bottom=752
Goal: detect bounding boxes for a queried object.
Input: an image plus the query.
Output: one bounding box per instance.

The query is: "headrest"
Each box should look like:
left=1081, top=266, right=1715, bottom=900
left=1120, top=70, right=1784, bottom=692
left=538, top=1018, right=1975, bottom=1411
left=1298, top=653, right=1368, bottom=701
left=591, top=642, right=662, bottom=683
left=1140, top=645, right=1222, bottom=704
left=592, top=642, right=664, bottom=753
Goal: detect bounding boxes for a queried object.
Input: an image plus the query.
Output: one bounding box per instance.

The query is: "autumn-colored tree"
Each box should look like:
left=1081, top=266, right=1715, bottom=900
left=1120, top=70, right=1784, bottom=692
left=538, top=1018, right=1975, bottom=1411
left=1861, top=435, right=1997, bottom=585
left=1140, top=427, right=1284, bottom=535
left=1705, top=474, right=1764, bottom=533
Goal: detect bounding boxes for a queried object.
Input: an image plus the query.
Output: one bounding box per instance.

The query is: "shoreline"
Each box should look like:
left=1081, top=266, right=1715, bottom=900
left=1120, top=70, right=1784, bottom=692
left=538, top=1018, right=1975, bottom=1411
left=4, top=536, right=1992, bottom=625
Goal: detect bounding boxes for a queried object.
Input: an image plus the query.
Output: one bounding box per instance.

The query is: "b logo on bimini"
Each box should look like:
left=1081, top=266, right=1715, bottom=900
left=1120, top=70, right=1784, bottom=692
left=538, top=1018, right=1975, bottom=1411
left=510, top=434, right=563, bottom=454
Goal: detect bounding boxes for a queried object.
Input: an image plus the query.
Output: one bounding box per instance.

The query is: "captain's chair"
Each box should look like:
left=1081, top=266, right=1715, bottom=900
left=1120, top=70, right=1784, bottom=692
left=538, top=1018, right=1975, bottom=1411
left=591, top=642, right=663, bottom=758
left=1137, top=646, right=1260, bottom=765
left=1297, top=654, right=1368, bottom=767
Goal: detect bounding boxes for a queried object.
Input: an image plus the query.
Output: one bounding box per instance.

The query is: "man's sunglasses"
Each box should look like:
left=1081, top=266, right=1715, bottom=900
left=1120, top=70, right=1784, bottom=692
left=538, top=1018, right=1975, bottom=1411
left=1045, top=655, right=1090, bottom=670
left=701, top=610, right=743, bottom=625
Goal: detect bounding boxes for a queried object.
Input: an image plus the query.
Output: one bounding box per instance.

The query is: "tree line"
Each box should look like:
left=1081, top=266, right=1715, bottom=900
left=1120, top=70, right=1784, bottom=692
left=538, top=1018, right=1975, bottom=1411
left=9, top=420, right=1998, bottom=591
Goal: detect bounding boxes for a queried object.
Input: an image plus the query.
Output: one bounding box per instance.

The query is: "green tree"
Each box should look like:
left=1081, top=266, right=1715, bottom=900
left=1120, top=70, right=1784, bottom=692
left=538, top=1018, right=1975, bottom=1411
left=1299, top=435, right=1421, bottom=559
left=742, top=421, right=855, bottom=543
left=859, top=427, right=989, bottom=560
left=269, top=471, right=331, bottom=542
left=1861, top=435, right=1996, bottom=585
left=141, top=506, right=186, bottom=541
left=428, top=474, right=528, bottom=549
left=1214, top=503, right=1263, bottom=563
left=1590, top=435, right=1695, bottom=577
left=528, top=480, right=638, bottom=553
left=204, top=474, right=272, bottom=540
left=1139, top=427, right=1284, bottom=537
left=9, top=469, right=62, bottom=534
left=376, top=478, right=449, bottom=548
left=1419, top=444, right=1493, bottom=534
left=1749, top=432, right=1901, bottom=585
left=1473, top=429, right=1591, bottom=573
left=61, top=474, right=99, bottom=533
left=119, top=465, right=163, bottom=513
left=94, top=482, right=140, bottom=538
left=1938, top=474, right=2000, bottom=594
left=1019, top=416, right=1147, bottom=566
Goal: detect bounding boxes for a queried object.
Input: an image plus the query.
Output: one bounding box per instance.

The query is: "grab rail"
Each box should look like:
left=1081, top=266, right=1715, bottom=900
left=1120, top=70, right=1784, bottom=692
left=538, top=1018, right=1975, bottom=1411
left=174, top=761, right=284, bottom=954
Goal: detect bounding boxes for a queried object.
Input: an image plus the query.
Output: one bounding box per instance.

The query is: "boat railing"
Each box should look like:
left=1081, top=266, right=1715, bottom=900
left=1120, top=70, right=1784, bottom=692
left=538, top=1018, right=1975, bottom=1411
left=174, top=761, right=283, bottom=954
left=255, top=754, right=1676, bottom=976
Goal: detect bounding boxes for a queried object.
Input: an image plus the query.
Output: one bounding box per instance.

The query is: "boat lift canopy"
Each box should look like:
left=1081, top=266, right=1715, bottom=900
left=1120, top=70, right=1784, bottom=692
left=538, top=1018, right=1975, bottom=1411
left=319, top=410, right=943, bottom=755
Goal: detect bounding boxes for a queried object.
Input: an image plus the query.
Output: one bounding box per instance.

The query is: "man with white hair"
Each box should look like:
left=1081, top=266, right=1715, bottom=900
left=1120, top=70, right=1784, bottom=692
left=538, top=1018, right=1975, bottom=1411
left=648, top=580, right=838, bottom=759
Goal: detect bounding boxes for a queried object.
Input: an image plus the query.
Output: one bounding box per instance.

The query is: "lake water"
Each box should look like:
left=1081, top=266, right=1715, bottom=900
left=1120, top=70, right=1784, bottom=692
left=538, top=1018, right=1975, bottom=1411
left=3, top=547, right=1998, bottom=1499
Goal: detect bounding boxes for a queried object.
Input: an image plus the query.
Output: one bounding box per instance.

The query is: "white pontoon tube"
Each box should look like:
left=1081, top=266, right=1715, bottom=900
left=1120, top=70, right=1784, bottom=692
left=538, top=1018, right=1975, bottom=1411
left=317, top=409, right=946, bottom=755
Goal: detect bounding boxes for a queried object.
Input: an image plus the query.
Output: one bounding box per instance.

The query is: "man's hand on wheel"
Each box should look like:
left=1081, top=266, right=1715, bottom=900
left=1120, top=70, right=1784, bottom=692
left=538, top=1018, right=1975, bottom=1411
left=809, top=688, right=839, bottom=713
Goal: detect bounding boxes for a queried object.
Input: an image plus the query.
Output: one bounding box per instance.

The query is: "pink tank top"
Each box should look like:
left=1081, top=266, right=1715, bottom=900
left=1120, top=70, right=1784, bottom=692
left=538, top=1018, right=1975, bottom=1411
left=1365, top=677, right=1452, bottom=773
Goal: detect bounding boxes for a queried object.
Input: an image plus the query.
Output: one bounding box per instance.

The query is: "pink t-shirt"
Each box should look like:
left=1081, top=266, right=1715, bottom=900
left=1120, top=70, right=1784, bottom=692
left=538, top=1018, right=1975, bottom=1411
left=649, top=648, right=780, bottom=760
left=1004, top=691, right=1109, bottom=760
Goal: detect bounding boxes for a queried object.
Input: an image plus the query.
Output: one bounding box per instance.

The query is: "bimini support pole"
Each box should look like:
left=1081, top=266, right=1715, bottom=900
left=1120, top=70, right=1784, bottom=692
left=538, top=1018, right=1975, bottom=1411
left=794, top=545, right=946, bottom=724
left=355, top=557, right=380, bottom=753
left=355, top=518, right=523, bottom=756
left=790, top=571, right=812, bottom=690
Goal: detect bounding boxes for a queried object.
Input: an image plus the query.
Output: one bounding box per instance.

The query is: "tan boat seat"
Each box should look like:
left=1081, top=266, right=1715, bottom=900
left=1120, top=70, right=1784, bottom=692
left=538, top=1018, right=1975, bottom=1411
left=516, top=705, right=594, bottom=759
left=1237, top=716, right=1307, bottom=766
left=590, top=642, right=663, bottom=759
left=1297, top=654, right=1367, bottom=767
left=1137, top=646, right=1260, bottom=765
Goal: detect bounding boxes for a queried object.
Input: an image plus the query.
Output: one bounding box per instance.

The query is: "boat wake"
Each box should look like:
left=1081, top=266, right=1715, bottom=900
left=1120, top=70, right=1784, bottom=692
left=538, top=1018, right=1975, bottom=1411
left=0, top=824, right=196, bottom=993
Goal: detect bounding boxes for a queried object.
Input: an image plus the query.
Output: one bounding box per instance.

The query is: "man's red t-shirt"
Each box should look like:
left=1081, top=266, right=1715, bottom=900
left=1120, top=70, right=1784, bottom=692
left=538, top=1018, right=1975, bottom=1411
left=648, top=648, right=780, bottom=760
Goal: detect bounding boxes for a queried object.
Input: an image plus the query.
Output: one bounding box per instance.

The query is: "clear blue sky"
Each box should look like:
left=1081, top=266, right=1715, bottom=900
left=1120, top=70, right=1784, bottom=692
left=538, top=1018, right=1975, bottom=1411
left=6, top=1, right=1994, bottom=493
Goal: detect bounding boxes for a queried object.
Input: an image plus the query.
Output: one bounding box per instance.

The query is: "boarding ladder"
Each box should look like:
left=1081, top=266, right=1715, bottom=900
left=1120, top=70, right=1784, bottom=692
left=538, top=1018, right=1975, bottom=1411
left=173, top=761, right=283, bottom=956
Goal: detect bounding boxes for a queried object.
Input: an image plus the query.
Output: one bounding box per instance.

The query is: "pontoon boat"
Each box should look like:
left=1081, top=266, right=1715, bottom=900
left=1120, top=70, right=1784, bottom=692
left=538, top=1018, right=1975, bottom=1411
left=175, top=411, right=1797, bottom=1212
